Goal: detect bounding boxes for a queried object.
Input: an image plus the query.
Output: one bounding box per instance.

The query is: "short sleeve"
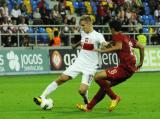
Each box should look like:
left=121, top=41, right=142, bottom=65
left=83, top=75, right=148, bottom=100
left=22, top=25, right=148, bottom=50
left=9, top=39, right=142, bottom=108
left=113, top=34, right=124, bottom=42
left=98, top=33, right=106, bottom=43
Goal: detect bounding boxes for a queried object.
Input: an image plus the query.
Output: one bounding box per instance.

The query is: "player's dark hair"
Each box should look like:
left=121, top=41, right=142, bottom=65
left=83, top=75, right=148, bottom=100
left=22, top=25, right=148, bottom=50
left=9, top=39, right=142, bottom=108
left=109, top=20, right=122, bottom=31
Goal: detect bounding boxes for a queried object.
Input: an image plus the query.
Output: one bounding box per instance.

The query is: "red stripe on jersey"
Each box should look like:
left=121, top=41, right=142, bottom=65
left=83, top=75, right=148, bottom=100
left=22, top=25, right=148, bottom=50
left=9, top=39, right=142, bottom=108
left=82, top=43, right=94, bottom=50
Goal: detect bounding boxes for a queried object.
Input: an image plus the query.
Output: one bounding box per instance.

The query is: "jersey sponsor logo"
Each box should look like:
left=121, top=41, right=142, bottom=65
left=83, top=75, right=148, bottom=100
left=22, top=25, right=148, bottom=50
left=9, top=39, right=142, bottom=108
left=85, top=37, right=89, bottom=42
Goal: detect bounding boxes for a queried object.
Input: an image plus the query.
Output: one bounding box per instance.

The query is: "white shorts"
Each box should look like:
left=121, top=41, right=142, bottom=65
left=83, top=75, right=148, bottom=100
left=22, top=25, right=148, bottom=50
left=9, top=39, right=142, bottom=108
left=63, top=62, right=96, bottom=86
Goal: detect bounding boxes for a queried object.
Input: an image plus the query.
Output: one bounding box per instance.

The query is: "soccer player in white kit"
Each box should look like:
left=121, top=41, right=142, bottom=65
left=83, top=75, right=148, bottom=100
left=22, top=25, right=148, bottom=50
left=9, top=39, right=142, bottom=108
left=33, top=15, right=108, bottom=107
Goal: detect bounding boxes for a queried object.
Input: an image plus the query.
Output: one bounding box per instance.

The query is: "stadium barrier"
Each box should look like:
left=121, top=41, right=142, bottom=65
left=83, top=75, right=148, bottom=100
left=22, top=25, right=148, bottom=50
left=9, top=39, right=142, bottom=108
left=0, top=47, right=50, bottom=75
left=0, top=24, right=160, bottom=46
left=49, top=48, right=119, bottom=72
left=0, top=46, right=160, bottom=75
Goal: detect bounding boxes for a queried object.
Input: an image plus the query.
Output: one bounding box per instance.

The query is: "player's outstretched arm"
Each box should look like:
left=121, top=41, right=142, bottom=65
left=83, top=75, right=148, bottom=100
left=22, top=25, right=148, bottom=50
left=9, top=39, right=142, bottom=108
left=101, top=41, right=114, bottom=49
left=95, top=41, right=122, bottom=53
left=135, top=41, right=145, bottom=69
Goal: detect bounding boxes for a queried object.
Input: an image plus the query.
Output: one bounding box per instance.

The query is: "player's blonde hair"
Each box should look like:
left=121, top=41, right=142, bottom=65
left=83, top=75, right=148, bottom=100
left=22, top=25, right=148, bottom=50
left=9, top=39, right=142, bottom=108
left=79, top=15, right=93, bottom=23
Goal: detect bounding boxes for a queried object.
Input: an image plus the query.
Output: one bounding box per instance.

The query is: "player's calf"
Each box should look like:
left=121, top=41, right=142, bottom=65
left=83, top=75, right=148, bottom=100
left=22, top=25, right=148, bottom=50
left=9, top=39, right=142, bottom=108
left=78, top=90, right=89, bottom=104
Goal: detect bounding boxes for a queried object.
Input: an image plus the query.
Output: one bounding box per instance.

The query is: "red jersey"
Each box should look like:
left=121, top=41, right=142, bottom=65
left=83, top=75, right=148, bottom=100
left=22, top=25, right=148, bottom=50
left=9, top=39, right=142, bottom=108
left=112, top=32, right=137, bottom=72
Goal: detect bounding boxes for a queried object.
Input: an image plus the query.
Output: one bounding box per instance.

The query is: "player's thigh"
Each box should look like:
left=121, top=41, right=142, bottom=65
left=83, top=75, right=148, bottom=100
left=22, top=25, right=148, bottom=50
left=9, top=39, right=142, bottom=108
left=109, top=66, right=132, bottom=79
left=106, top=66, right=132, bottom=86
left=63, top=64, right=80, bottom=79
left=94, top=70, right=107, bottom=80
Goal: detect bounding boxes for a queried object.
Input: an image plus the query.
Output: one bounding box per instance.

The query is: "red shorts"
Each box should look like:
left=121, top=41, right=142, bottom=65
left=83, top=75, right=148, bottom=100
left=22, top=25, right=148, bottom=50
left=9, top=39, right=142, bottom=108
left=106, top=65, right=135, bottom=86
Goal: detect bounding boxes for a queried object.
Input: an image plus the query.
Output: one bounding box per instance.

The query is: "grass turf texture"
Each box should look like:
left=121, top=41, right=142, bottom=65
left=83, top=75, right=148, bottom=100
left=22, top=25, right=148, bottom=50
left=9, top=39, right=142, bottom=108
left=0, top=72, right=160, bottom=119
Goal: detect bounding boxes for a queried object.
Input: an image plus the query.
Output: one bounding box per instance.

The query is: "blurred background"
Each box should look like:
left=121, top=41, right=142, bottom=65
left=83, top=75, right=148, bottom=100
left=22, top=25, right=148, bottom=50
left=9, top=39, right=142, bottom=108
left=0, top=1, right=160, bottom=118
left=0, top=0, right=160, bottom=75
left=0, top=0, right=160, bottom=47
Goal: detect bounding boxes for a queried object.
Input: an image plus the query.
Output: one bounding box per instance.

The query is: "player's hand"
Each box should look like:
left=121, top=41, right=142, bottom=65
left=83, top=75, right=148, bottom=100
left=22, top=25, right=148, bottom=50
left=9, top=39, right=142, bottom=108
left=101, top=42, right=112, bottom=49
left=93, top=48, right=100, bottom=52
left=106, top=43, right=114, bottom=48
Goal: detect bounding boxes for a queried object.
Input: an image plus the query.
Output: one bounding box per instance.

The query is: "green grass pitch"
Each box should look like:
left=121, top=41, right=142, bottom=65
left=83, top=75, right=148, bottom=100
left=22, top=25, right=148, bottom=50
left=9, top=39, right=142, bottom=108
left=0, top=72, right=160, bottom=119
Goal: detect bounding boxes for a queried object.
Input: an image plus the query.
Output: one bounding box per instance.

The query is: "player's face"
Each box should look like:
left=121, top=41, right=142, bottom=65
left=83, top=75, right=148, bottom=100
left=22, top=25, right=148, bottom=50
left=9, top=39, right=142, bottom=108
left=80, top=20, right=91, bottom=33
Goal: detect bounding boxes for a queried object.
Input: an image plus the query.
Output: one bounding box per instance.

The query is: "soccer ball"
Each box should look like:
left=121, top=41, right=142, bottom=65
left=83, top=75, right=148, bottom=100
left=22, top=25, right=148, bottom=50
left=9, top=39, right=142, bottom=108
left=40, top=98, right=54, bottom=110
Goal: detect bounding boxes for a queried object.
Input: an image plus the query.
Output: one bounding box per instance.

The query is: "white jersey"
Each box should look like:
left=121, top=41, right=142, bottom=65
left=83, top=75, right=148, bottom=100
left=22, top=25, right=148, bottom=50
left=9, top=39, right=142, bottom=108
left=63, top=30, right=106, bottom=86
left=75, top=30, right=106, bottom=69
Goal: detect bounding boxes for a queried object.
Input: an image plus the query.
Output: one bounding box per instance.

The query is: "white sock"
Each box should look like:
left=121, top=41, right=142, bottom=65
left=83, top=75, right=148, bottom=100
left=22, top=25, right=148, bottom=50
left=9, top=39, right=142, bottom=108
left=40, top=81, right=58, bottom=99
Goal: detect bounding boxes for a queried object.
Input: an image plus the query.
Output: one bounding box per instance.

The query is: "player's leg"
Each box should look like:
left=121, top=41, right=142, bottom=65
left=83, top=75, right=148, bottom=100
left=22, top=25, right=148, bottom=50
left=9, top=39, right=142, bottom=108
left=84, top=71, right=118, bottom=111
left=88, top=87, right=106, bottom=108
left=77, top=69, right=120, bottom=112
left=79, top=74, right=93, bottom=104
left=105, top=66, right=132, bottom=111
left=77, top=70, right=118, bottom=111
left=95, top=71, right=118, bottom=100
left=34, top=74, right=71, bottom=105
left=76, top=87, right=106, bottom=111
left=40, top=74, right=72, bottom=99
left=34, top=63, right=80, bottom=106
left=79, top=84, right=89, bottom=104
left=34, top=64, right=79, bottom=99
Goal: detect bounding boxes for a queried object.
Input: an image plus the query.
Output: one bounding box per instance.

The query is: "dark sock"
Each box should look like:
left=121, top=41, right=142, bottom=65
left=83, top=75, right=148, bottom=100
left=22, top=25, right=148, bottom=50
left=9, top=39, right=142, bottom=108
left=87, top=88, right=106, bottom=109
left=87, top=79, right=118, bottom=110
left=96, top=79, right=117, bottom=99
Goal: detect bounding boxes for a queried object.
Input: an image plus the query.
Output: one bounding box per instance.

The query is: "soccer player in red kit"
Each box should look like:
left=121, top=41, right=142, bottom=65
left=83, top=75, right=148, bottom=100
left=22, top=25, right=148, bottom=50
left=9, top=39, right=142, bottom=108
left=77, top=20, right=144, bottom=112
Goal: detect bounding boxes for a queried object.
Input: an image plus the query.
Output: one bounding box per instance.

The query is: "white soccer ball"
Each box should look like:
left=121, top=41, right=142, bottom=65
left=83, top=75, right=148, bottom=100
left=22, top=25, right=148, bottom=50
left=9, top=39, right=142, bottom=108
left=40, top=98, right=54, bottom=110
